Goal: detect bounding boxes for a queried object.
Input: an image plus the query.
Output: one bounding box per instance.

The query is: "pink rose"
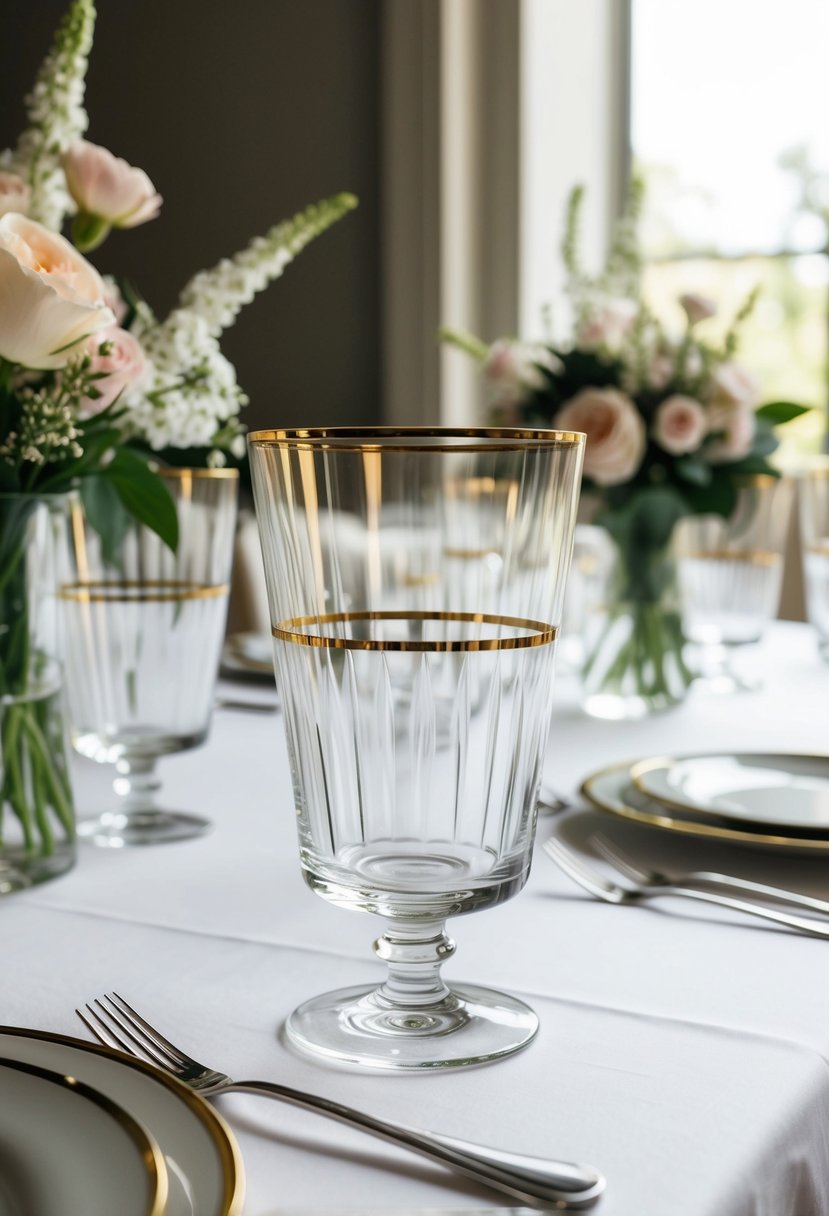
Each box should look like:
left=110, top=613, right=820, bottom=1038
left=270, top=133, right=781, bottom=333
left=0, top=173, right=31, bottom=218
left=679, top=293, right=717, bottom=326
left=555, top=388, right=646, bottom=486
left=483, top=339, right=561, bottom=408
left=78, top=325, right=149, bottom=417
left=708, top=361, right=760, bottom=411
left=102, top=275, right=128, bottom=326
left=62, top=141, right=162, bottom=230
left=652, top=394, right=707, bottom=455
left=705, top=400, right=756, bottom=463
left=0, top=212, right=114, bottom=369
left=575, top=298, right=638, bottom=350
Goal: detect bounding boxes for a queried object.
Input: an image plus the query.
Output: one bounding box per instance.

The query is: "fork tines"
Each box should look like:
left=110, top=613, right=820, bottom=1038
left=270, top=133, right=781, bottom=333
left=76, top=993, right=182, bottom=1071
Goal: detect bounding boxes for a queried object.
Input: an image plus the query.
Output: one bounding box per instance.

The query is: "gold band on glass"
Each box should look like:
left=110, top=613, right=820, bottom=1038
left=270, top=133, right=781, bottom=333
left=59, top=580, right=230, bottom=603
left=248, top=426, right=585, bottom=453
left=154, top=466, right=240, bottom=479
left=681, top=549, right=780, bottom=566
left=273, top=609, right=558, bottom=651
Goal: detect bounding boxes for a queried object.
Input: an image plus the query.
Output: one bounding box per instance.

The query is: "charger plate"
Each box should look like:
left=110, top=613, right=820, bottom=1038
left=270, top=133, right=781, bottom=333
left=0, top=1027, right=244, bottom=1216
left=581, top=760, right=829, bottom=853
left=0, top=1056, right=167, bottom=1216
left=632, top=753, right=829, bottom=833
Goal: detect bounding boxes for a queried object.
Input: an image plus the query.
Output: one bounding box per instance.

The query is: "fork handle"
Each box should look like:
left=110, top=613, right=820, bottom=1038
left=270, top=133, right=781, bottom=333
left=681, top=871, right=829, bottom=918
left=655, top=885, right=829, bottom=937
left=223, top=1079, right=605, bottom=1208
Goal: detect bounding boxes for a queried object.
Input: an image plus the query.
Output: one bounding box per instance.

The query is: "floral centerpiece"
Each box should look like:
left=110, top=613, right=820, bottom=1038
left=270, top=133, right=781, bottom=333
left=0, top=0, right=356, bottom=880
left=443, top=181, right=807, bottom=716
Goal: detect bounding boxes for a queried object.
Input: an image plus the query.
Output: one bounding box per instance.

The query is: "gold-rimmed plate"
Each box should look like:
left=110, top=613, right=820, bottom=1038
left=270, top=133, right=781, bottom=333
left=0, top=1056, right=167, bottom=1216
left=581, top=760, right=829, bottom=853
left=0, top=1027, right=245, bottom=1216
left=632, top=753, right=829, bottom=834
left=222, top=631, right=275, bottom=681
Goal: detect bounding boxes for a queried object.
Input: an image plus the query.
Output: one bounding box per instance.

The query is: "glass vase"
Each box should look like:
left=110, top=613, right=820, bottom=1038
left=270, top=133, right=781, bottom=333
left=0, top=494, right=75, bottom=894
left=581, top=531, right=693, bottom=720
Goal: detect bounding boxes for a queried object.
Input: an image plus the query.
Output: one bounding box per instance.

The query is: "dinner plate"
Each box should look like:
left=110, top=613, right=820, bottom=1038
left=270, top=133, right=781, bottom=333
left=221, top=631, right=275, bottom=681
left=581, top=760, right=829, bottom=853
left=632, top=753, right=829, bottom=832
left=0, top=1028, right=244, bottom=1216
left=0, top=1057, right=166, bottom=1216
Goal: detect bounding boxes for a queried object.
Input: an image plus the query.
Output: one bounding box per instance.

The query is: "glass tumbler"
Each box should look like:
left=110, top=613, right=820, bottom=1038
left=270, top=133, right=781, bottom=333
left=674, top=475, right=793, bottom=692
left=250, top=427, right=584, bottom=1070
left=799, top=467, right=829, bottom=660
left=61, top=468, right=239, bottom=846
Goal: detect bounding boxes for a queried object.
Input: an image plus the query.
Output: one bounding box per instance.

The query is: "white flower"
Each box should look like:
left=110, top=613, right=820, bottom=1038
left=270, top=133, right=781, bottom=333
left=178, top=193, right=358, bottom=338
left=6, top=0, right=95, bottom=231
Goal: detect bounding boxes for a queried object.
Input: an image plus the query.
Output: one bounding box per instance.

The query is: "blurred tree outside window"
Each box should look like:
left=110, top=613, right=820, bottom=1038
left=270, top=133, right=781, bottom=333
left=631, top=0, right=829, bottom=462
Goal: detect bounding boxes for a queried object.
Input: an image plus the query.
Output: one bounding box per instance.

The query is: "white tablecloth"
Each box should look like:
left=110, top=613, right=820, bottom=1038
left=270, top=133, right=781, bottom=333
left=4, top=621, right=829, bottom=1216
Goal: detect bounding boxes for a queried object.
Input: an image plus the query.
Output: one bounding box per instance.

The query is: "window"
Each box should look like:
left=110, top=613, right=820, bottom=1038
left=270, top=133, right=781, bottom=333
left=630, top=0, right=829, bottom=460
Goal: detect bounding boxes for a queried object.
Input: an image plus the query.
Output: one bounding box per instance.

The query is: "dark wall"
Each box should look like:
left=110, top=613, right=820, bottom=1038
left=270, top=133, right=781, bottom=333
left=0, top=0, right=381, bottom=432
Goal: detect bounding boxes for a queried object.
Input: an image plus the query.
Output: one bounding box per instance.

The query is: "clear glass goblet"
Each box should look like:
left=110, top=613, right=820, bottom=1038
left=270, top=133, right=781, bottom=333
left=250, top=427, right=584, bottom=1071
left=799, top=466, right=829, bottom=661
left=61, top=468, right=239, bottom=846
left=674, top=475, right=793, bottom=693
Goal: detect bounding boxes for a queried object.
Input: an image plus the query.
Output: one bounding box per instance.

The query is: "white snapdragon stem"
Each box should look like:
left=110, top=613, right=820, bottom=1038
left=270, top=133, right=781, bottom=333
left=4, top=0, right=95, bottom=231
left=177, top=192, right=358, bottom=338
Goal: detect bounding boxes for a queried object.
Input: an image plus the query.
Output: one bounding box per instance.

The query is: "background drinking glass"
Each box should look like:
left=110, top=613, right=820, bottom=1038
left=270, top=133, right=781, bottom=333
left=799, top=467, right=829, bottom=661
left=62, top=468, right=239, bottom=847
left=250, top=427, right=584, bottom=1071
left=674, top=475, right=793, bottom=692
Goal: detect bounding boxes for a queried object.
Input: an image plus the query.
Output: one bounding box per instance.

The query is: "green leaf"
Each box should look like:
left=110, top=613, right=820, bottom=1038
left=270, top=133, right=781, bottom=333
left=750, top=426, right=778, bottom=457
left=755, top=401, right=812, bottom=426
left=675, top=456, right=712, bottom=487
left=105, top=451, right=179, bottom=552
left=79, top=476, right=131, bottom=568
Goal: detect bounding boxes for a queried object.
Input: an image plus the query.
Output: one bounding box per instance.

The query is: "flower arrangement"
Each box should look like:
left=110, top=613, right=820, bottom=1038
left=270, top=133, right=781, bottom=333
left=0, top=0, right=356, bottom=871
left=444, top=181, right=808, bottom=713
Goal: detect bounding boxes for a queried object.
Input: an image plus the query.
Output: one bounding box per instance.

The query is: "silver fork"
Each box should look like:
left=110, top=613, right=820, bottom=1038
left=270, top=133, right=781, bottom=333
left=77, top=993, right=605, bottom=1210
left=543, top=838, right=829, bottom=938
left=592, top=833, right=829, bottom=918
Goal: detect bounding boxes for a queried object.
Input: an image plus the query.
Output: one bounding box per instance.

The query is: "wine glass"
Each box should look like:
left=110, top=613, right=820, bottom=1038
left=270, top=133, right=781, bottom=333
left=61, top=468, right=239, bottom=846
left=799, top=465, right=829, bottom=661
left=674, top=475, right=793, bottom=692
left=250, top=427, right=584, bottom=1070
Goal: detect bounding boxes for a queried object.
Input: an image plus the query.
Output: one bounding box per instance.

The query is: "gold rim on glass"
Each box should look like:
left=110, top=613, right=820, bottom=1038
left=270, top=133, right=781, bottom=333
left=0, top=1055, right=168, bottom=1216
left=154, top=467, right=240, bottom=479
left=273, top=609, right=559, bottom=651
left=0, top=1026, right=244, bottom=1216
left=59, top=580, right=230, bottom=603
left=248, top=426, right=586, bottom=452
left=581, top=759, right=829, bottom=851
left=680, top=549, right=781, bottom=565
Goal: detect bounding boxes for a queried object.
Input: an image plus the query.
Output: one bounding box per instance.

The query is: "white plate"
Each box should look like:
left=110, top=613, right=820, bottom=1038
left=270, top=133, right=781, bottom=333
left=0, top=1057, right=166, bottom=1216
left=581, top=760, right=829, bottom=853
left=632, top=753, right=829, bottom=831
left=0, top=1028, right=244, bottom=1216
left=222, top=632, right=275, bottom=681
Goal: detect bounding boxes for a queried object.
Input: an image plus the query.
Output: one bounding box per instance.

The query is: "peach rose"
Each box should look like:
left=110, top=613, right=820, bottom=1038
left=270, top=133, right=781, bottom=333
left=679, top=293, right=716, bottom=326
left=705, top=400, right=756, bottom=463
left=652, top=394, right=707, bottom=455
left=0, top=212, right=114, bottom=369
left=575, top=298, right=638, bottom=350
left=483, top=339, right=561, bottom=408
left=63, top=141, right=162, bottom=230
left=0, top=172, right=31, bottom=219
left=708, top=361, right=760, bottom=411
left=78, top=325, right=149, bottom=417
left=555, top=388, right=646, bottom=486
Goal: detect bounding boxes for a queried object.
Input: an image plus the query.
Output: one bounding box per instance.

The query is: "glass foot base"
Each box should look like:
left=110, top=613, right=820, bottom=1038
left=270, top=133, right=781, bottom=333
left=285, top=981, right=538, bottom=1071
left=77, top=809, right=213, bottom=848
left=0, top=844, right=75, bottom=893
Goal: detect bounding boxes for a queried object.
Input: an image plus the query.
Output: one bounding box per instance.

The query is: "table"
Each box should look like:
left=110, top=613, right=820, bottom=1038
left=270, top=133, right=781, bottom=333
left=4, top=621, right=828, bottom=1216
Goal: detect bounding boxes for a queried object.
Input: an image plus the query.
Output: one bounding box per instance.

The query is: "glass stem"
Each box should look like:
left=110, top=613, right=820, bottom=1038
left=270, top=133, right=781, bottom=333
left=112, top=756, right=162, bottom=820
left=373, top=919, right=455, bottom=1008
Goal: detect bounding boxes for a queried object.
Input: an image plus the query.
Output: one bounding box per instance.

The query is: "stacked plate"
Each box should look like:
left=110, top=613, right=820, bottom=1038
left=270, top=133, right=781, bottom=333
left=581, top=752, right=829, bottom=853
left=221, top=631, right=275, bottom=682
left=0, top=1026, right=245, bottom=1216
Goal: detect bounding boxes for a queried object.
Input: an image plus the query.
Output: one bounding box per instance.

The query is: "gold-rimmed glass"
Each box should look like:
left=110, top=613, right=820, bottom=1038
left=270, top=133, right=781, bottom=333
left=62, top=468, right=239, bottom=847
left=674, top=475, right=793, bottom=692
left=250, top=427, right=584, bottom=1070
left=800, top=466, right=829, bottom=660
